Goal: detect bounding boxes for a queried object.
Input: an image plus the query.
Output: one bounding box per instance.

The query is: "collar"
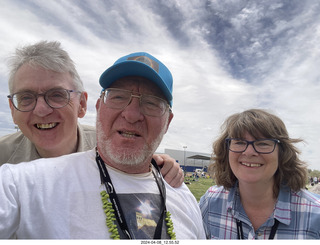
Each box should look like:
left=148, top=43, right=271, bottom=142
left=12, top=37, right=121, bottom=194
left=227, top=182, right=291, bottom=226
left=104, top=161, right=153, bottom=177
left=227, top=182, right=248, bottom=223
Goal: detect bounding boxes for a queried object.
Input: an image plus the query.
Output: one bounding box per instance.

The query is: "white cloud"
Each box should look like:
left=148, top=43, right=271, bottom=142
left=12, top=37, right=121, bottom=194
left=0, top=0, right=319, bottom=171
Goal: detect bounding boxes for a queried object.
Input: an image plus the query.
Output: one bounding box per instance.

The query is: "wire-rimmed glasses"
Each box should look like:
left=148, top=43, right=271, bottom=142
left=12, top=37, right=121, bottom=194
left=101, top=88, right=170, bottom=117
left=7, top=88, right=81, bottom=112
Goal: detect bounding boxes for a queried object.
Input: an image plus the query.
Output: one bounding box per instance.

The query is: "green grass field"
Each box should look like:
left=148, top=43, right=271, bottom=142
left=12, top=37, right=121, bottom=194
left=184, top=177, right=215, bottom=201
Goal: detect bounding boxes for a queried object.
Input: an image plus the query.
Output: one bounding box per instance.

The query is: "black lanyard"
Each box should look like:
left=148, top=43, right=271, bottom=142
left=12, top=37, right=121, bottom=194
left=236, top=219, right=279, bottom=239
left=96, top=150, right=166, bottom=239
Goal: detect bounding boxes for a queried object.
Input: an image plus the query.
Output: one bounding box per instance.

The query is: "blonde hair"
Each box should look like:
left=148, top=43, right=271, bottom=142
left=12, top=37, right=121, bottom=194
left=208, top=109, right=307, bottom=195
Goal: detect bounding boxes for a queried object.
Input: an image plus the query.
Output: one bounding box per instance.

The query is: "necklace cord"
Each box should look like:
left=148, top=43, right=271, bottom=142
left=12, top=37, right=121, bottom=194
left=236, top=219, right=244, bottom=239
left=268, top=219, right=279, bottom=239
left=96, top=152, right=132, bottom=239
left=96, top=151, right=168, bottom=239
left=236, top=219, right=279, bottom=239
left=151, top=159, right=166, bottom=239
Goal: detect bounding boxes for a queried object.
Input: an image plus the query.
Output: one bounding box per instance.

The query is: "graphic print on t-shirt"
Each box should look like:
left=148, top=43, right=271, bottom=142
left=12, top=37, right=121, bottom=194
left=116, top=193, right=169, bottom=239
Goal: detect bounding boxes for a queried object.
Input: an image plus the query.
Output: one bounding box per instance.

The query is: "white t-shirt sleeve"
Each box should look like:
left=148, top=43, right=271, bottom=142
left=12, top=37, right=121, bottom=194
left=0, top=164, right=20, bottom=238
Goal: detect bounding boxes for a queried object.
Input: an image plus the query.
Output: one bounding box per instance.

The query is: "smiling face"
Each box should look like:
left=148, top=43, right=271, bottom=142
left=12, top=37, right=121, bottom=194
left=228, top=131, right=279, bottom=187
left=96, top=76, right=173, bottom=173
left=9, top=64, right=87, bottom=158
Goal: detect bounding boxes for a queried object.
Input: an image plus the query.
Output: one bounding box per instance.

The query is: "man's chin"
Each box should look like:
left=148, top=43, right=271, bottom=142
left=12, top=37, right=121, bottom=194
left=106, top=148, right=151, bottom=166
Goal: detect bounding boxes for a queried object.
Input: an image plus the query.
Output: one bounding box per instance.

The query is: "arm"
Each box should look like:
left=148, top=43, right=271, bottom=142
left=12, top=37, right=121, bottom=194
left=0, top=165, right=20, bottom=238
left=152, top=154, right=184, bottom=188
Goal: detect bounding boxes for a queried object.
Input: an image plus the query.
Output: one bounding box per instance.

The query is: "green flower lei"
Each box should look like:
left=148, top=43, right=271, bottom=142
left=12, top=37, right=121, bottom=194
left=100, top=190, right=176, bottom=240
left=165, top=210, right=176, bottom=239
left=100, top=190, right=120, bottom=239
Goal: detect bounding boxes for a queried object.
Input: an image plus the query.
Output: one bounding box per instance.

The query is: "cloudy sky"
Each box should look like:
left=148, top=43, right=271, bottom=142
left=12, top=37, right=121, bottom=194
left=0, top=0, right=319, bottom=170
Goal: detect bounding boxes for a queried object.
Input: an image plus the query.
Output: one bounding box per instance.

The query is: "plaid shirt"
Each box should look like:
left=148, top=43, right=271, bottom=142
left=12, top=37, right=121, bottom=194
left=199, top=183, right=320, bottom=239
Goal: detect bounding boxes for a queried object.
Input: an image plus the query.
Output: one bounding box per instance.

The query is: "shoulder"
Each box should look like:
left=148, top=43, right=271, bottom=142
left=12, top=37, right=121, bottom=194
left=278, top=185, right=320, bottom=215
left=165, top=182, right=200, bottom=212
left=0, top=149, right=97, bottom=206
left=283, top=187, right=320, bottom=235
left=293, top=189, right=320, bottom=207
left=0, top=132, right=29, bottom=165
left=165, top=182, right=196, bottom=200
left=0, top=131, right=25, bottom=144
left=199, top=185, right=231, bottom=212
left=38, top=149, right=96, bottom=168
left=207, top=185, right=227, bottom=193
left=77, top=124, right=96, bottom=151
left=78, top=124, right=96, bottom=134
left=202, top=185, right=229, bottom=199
left=2, top=149, right=95, bottom=174
left=78, top=123, right=96, bottom=139
left=78, top=123, right=96, bottom=133
left=1, top=150, right=96, bottom=191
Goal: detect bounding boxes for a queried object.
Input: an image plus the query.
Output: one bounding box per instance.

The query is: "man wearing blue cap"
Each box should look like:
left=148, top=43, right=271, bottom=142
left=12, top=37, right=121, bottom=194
left=1, top=42, right=182, bottom=189
left=0, top=52, right=206, bottom=239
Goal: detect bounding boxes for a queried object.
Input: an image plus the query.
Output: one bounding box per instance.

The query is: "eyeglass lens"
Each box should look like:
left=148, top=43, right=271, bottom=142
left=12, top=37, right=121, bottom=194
left=10, top=89, right=72, bottom=112
left=228, top=139, right=278, bottom=153
left=103, top=89, right=168, bottom=117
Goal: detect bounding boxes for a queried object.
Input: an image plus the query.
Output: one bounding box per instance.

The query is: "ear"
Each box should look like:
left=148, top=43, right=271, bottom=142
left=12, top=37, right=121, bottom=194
left=78, top=92, right=88, bottom=118
left=96, top=97, right=101, bottom=111
left=164, top=112, right=174, bottom=134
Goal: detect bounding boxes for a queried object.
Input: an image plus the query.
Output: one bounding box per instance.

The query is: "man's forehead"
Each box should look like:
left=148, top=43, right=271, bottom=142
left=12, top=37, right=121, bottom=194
left=13, top=64, right=74, bottom=92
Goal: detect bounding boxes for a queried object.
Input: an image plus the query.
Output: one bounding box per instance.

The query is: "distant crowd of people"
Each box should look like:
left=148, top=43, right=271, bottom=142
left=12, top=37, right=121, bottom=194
left=310, top=176, right=319, bottom=185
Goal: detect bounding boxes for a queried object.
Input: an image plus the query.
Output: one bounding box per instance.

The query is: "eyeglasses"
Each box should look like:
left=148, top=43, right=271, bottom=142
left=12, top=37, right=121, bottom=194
left=7, top=88, right=81, bottom=112
left=226, top=138, right=280, bottom=154
left=101, top=88, right=170, bottom=117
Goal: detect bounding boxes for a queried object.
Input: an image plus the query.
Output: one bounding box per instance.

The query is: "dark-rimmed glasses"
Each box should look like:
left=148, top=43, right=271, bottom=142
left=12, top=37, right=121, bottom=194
left=101, top=88, right=170, bottom=117
left=7, top=88, right=81, bottom=112
left=226, top=138, right=280, bottom=154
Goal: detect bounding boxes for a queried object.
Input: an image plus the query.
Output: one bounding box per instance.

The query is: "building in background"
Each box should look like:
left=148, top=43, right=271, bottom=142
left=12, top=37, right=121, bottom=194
left=164, top=148, right=211, bottom=173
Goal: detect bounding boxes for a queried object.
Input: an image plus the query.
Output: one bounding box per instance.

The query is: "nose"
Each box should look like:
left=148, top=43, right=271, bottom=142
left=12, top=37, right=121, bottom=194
left=121, top=96, right=144, bottom=123
left=32, top=96, right=54, bottom=117
left=243, top=143, right=258, bottom=155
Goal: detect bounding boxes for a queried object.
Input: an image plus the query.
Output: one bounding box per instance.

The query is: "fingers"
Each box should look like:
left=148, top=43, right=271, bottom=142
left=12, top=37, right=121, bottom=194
left=152, top=154, right=184, bottom=188
left=163, top=167, right=184, bottom=188
left=152, top=154, right=165, bottom=168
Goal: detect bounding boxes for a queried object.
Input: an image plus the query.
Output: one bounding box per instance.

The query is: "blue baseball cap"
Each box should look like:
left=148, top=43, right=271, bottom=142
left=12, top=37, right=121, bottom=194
left=99, top=52, right=173, bottom=106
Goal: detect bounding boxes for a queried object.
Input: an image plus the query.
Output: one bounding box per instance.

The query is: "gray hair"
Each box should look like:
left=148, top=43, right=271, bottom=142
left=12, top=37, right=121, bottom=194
left=8, top=41, right=84, bottom=93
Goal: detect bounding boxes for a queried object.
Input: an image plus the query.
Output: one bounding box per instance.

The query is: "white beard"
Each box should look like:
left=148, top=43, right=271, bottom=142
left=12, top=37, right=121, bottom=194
left=96, top=113, right=168, bottom=167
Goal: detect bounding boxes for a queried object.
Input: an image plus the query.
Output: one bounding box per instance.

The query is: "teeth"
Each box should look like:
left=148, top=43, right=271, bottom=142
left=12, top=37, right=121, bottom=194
left=241, top=162, right=262, bottom=167
left=36, top=123, right=57, bottom=129
left=121, top=131, right=137, bottom=138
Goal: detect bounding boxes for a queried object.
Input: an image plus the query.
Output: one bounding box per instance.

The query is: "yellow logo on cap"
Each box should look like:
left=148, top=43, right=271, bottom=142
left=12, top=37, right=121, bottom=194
left=128, top=56, right=159, bottom=73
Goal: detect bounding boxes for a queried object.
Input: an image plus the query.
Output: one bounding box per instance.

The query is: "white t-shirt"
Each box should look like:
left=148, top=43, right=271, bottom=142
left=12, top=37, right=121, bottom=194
left=0, top=149, right=205, bottom=239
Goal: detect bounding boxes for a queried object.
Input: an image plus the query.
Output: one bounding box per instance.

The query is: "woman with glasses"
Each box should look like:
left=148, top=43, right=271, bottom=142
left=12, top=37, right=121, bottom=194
left=199, top=109, right=320, bottom=239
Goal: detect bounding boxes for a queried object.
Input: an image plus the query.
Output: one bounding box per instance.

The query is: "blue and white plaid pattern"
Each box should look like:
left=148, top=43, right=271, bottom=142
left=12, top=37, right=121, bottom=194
left=199, top=183, right=320, bottom=239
